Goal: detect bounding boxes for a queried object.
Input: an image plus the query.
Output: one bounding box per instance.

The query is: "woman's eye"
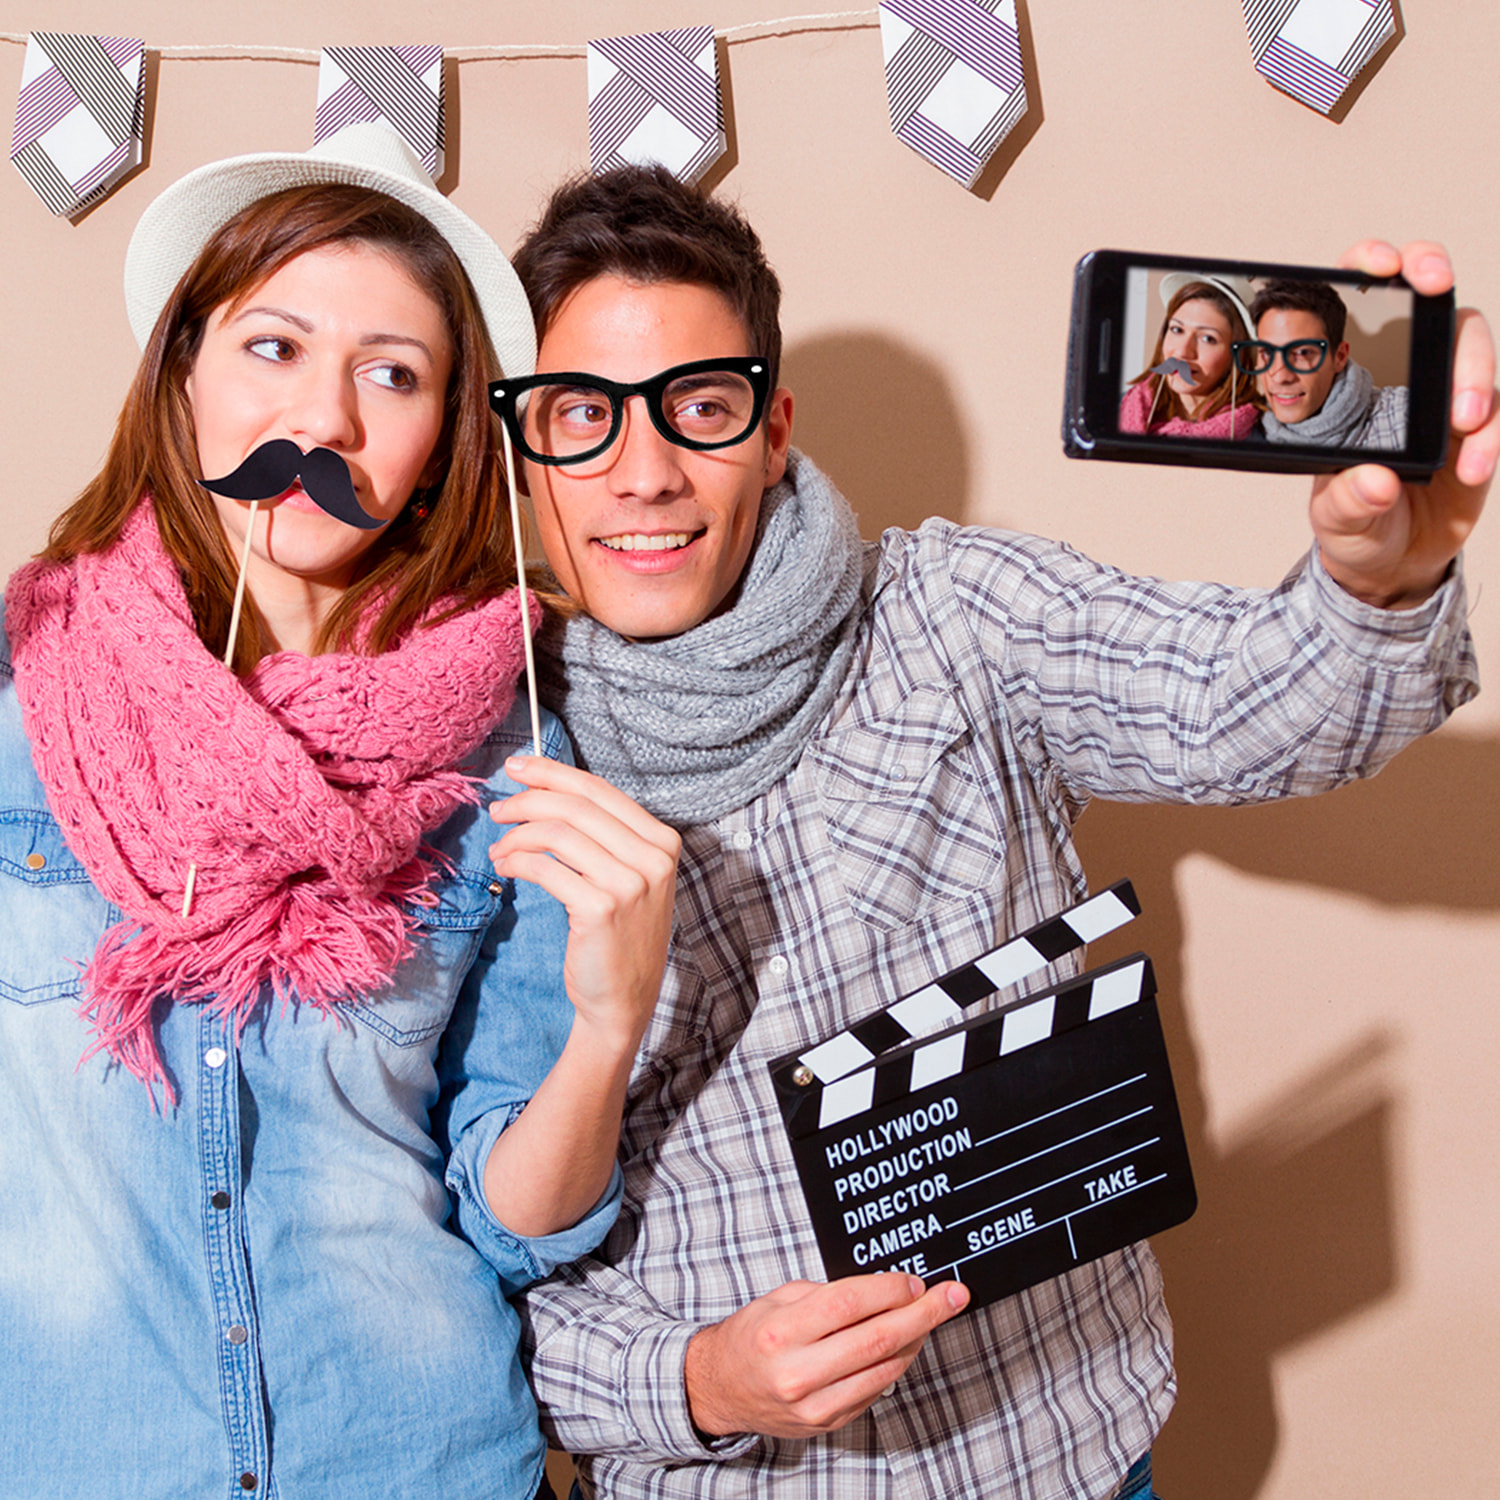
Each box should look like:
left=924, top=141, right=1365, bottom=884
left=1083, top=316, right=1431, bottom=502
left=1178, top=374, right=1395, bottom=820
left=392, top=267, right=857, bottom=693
left=368, top=363, right=419, bottom=392
left=246, top=336, right=297, bottom=363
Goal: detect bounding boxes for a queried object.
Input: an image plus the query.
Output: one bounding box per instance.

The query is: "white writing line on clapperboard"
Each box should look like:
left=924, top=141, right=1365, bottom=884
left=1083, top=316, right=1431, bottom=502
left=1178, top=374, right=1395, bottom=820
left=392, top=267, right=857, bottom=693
left=949, top=1137, right=1164, bottom=1231
left=956, top=1104, right=1155, bottom=1192
left=947, top=1152, right=1170, bottom=1273
left=970, top=1073, right=1146, bottom=1149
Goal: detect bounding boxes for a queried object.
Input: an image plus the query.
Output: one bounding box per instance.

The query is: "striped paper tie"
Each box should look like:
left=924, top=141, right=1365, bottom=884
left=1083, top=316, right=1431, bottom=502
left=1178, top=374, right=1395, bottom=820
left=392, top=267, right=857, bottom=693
left=316, top=46, right=444, bottom=179
left=879, top=0, right=1027, bottom=189
left=10, top=32, right=145, bottom=218
left=588, top=26, right=725, bottom=186
left=1244, top=0, right=1395, bottom=114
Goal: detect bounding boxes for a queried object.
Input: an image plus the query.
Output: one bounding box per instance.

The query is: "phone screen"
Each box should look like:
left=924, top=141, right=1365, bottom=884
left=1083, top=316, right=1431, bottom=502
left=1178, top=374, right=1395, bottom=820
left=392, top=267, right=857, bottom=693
left=1116, top=265, right=1413, bottom=450
left=1064, top=251, right=1454, bottom=477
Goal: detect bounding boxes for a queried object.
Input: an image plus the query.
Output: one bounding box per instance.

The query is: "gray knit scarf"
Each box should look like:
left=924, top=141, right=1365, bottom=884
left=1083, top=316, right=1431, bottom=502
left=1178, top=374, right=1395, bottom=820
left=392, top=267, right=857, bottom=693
left=534, top=449, right=866, bottom=826
left=1261, top=359, right=1375, bottom=445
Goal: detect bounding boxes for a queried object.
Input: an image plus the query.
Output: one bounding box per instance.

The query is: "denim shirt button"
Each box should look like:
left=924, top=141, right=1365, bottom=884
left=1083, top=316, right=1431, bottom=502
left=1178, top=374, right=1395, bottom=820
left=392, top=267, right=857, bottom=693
left=239, top=1474, right=258, bottom=1491
left=210, top=1191, right=231, bottom=1210
left=226, top=1325, right=248, bottom=1345
left=25, top=852, right=44, bottom=870
left=204, top=1047, right=228, bottom=1069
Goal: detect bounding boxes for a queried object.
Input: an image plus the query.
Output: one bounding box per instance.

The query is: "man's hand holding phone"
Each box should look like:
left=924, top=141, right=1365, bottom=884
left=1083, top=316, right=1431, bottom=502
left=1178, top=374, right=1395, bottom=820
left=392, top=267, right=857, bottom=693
left=1311, top=240, right=1495, bottom=609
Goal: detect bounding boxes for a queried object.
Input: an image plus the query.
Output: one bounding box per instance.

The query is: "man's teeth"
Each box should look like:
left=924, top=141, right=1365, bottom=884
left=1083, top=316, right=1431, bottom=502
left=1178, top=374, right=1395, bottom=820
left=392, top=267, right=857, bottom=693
left=599, top=533, right=693, bottom=552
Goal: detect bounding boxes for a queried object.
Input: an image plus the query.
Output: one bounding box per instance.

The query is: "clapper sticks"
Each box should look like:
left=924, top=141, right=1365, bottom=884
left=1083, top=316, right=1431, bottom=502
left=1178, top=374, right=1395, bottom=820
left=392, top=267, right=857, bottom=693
left=768, top=881, right=1197, bottom=1311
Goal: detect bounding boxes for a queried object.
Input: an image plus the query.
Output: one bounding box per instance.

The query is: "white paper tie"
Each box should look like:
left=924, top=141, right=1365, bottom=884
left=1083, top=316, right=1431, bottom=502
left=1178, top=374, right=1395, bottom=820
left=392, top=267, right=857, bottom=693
left=10, top=32, right=145, bottom=218
left=316, top=45, right=444, bottom=179
left=879, top=0, right=1027, bottom=188
left=588, top=26, right=726, bottom=185
left=1244, top=0, right=1395, bottom=114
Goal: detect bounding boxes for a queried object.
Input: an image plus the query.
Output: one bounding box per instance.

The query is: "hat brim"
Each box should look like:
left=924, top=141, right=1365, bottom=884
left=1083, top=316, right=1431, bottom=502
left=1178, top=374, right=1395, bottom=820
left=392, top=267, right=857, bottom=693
left=122, top=123, right=535, bottom=379
left=1158, top=271, right=1256, bottom=342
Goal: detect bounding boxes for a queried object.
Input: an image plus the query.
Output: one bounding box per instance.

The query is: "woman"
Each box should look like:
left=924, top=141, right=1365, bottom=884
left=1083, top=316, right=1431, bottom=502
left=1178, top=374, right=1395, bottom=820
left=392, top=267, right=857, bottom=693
left=0, top=126, right=675, bottom=1499
left=1119, top=274, right=1263, bottom=438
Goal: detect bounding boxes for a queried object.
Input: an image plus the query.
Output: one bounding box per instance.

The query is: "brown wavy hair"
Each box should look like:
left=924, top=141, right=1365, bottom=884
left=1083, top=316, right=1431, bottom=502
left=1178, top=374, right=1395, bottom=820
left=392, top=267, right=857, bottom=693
left=43, top=183, right=517, bottom=671
left=1130, top=281, right=1264, bottom=428
left=511, top=164, right=783, bottom=389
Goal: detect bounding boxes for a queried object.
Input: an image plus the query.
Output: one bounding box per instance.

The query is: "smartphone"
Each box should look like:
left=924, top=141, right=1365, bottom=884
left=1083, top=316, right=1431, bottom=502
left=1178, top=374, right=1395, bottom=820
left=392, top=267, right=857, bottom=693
left=1063, top=249, right=1455, bottom=478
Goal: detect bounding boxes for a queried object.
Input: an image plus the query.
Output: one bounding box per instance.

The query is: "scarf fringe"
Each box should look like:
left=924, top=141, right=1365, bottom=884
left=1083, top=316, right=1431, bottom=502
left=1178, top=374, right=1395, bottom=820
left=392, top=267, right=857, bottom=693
left=79, top=856, right=440, bottom=1098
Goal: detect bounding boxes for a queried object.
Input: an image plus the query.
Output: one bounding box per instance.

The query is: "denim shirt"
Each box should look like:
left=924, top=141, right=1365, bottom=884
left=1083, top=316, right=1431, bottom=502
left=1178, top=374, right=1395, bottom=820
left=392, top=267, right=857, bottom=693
left=0, top=612, right=619, bottom=1500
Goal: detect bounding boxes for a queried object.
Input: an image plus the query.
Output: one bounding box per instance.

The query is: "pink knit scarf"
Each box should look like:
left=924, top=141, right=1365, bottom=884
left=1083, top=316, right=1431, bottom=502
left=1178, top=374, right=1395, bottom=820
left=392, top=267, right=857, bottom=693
left=6, top=502, right=532, bottom=1094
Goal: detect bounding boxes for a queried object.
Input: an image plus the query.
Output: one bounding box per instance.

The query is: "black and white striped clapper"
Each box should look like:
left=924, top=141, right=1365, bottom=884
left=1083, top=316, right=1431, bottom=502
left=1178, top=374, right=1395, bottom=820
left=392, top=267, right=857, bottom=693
left=767, top=882, right=1196, bottom=1312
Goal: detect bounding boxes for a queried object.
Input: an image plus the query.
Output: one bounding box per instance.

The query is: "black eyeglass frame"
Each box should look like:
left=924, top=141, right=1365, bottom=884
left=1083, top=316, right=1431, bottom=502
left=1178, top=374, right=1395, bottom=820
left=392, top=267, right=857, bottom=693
left=1231, top=337, right=1330, bottom=377
left=488, top=356, right=772, bottom=467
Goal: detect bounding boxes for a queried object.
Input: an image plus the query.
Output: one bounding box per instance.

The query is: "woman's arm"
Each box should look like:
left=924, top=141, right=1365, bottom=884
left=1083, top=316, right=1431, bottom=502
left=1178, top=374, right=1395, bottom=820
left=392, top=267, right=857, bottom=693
left=480, top=757, right=678, bottom=1237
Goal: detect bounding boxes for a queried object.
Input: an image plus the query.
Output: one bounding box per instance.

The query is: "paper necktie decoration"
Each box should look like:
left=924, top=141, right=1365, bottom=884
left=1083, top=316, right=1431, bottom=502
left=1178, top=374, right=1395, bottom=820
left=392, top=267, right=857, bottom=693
left=879, top=0, right=1028, bottom=189
left=588, top=26, right=726, bottom=185
left=10, top=32, right=145, bottom=218
left=1244, top=0, right=1396, bottom=114
left=315, top=46, right=444, bottom=179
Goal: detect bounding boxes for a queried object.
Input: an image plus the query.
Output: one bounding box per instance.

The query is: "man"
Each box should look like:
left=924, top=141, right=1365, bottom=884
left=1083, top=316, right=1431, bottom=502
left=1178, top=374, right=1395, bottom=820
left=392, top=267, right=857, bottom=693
left=1247, top=277, right=1410, bottom=448
left=500, top=168, right=1492, bottom=1499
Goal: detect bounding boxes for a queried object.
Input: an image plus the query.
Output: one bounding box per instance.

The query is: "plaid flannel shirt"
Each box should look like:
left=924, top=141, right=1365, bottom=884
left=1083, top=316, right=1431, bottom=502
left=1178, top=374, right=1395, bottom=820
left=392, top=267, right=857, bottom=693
left=520, top=520, right=1477, bottom=1500
left=1355, top=382, right=1410, bottom=451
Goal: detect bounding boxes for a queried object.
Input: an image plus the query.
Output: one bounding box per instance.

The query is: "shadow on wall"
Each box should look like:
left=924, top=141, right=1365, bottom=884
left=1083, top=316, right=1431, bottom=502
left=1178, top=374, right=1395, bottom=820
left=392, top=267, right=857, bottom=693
left=1075, top=731, right=1500, bottom=1499
left=783, top=330, right=1497, bottom=1496
left=780, top=332, right=972, bottom=538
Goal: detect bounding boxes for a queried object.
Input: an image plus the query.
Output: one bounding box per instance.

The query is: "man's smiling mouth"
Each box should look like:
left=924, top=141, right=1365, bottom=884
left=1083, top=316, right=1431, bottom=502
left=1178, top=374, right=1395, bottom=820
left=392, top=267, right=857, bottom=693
left=599, top=532, right=698, bottom=552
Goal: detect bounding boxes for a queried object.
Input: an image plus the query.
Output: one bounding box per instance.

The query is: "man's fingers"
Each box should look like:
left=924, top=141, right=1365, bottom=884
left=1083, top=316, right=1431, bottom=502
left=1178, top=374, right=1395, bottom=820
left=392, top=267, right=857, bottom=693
left=1446, top=313, right=1494, bottom=477
left=1335, top=238, right=1404, bottom=279
left=766, top=1273, right=932, bottom=1345
left=1335, top=239, right=1452, bottom=296
left=777, top=1281, right=970, bottom=1429
left=495, top=755, right=677, bottom=849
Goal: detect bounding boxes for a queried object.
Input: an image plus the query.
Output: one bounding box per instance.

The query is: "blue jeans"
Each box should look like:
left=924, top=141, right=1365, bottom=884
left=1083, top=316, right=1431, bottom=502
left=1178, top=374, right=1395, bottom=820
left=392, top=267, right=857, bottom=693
left=1117, top=1451, right=1159, bottom=1500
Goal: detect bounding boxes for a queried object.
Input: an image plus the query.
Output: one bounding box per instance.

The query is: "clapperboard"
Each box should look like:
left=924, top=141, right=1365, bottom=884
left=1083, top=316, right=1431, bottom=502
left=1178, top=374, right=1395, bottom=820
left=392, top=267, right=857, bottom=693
left=768, top=881, right=1196, bottom=1311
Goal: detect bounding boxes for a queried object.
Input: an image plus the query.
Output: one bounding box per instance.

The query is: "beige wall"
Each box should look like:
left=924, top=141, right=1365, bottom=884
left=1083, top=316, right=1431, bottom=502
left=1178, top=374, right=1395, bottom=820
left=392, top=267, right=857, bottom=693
left=3, top=4, right=1497, bottom=1495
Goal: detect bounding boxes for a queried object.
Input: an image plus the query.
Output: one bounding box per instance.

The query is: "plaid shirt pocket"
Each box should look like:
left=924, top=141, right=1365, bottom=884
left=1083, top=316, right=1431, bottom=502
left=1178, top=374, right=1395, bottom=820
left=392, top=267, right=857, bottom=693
left=810, top=685, right=1006, bottom=929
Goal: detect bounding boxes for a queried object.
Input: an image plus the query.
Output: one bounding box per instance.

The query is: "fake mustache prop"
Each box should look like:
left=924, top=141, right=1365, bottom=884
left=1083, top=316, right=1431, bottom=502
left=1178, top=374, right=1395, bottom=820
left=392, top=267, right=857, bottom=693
left=1150, top=356, right=1198, bottom=385
left=198, top=439, right=384, bottom=530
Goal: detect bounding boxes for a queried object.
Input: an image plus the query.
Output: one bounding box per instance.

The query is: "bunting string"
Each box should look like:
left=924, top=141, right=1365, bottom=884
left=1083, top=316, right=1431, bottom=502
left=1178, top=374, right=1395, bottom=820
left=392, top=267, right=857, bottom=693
left=1, top=13, right=883, bottom=64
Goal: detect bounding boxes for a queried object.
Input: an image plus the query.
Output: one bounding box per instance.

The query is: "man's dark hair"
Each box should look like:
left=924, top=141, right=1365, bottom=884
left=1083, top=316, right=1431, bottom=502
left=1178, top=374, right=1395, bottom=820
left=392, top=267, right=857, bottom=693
left=1249, top=278, right=1348, bottom=346
left=512, top=165, right=783, bottom=389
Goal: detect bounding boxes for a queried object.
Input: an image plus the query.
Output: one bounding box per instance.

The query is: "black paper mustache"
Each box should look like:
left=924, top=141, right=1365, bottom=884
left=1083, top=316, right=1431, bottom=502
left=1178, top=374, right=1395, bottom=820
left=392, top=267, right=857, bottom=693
left=197, top=439, right=384, bottom=530
left=1150, top=356, right=1198, bottom=387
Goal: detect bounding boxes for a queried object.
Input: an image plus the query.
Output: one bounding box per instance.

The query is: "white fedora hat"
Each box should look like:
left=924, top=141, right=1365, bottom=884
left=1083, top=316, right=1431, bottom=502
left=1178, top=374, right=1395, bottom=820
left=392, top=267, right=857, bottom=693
left=122, top=123, right=535, bottom=378
left=1158, top=270, right=1257, bottom=339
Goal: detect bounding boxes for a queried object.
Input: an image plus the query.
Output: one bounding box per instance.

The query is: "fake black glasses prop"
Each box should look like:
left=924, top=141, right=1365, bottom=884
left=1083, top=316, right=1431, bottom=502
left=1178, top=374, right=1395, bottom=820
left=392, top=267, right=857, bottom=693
left=489, top=357, right=771, bottom=466
left=1232, top=338, right=1330, bottom=376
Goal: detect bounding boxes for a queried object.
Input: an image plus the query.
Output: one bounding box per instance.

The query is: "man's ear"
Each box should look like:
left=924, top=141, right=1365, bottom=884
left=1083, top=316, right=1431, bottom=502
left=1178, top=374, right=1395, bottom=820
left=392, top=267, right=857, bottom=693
left=1333, top=340, right=1351, bottom=373
left=763, top=386, right=794, bottom=488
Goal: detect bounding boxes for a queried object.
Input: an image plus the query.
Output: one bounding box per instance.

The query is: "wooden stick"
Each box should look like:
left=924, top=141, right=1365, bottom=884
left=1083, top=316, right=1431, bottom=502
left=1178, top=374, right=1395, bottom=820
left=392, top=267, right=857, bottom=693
left=500, top=423, right=544, bottom=759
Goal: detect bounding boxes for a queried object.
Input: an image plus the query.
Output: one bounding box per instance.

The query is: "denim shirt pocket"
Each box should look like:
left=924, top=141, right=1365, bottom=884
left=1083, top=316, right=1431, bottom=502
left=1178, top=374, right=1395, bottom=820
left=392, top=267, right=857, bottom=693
left=0, top=810, right=109, bottom=1005
left=809, top=685, right=1007, bottom=930
left=343, top=863, right=501, bottom=1048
